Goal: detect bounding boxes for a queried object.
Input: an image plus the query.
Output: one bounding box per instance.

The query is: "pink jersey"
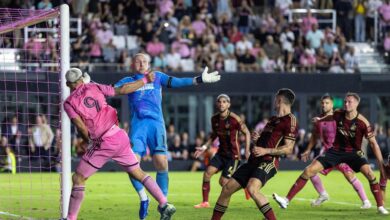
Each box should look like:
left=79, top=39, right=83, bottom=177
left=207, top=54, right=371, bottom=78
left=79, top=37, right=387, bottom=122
left=314, top=115, right=336, bottom=151
left=64, top=83, right=118, bottom=140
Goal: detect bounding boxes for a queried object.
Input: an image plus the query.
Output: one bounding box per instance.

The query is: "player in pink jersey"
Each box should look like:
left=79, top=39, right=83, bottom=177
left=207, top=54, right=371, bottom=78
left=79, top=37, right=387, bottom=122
left=63, top=68, right=176, bottom=220
left=301, top=94, right=371, bottom=208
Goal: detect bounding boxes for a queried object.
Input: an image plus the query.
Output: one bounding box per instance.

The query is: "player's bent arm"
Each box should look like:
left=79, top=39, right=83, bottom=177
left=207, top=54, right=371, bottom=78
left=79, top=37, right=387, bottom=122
left=240, top=123, right=251, bottom=157
left=114, top=79, right=145, bottom=95
left=304, top=132, right=318, bottom=154
left=267, top=138, right=296, bottom=156
left=71, top=117, right=89, bottom=142
left=368, top=136, right=386, bottom=175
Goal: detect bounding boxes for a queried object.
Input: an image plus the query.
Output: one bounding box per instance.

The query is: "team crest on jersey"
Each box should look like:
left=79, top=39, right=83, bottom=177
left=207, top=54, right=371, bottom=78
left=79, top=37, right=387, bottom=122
left=350, top=124, right=356, bottom=131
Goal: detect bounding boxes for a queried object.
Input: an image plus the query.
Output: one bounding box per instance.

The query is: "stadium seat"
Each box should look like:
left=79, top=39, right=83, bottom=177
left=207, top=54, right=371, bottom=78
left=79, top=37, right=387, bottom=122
left=112, top=35, right=126, bottom=50
left=180, top=59, right=195, bottom=72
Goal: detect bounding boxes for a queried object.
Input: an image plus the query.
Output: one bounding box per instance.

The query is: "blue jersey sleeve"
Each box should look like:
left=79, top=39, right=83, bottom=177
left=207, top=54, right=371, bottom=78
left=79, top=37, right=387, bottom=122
left=114, top=77, right=136, bottom=88
left=158, top=72, right=194, bottom=88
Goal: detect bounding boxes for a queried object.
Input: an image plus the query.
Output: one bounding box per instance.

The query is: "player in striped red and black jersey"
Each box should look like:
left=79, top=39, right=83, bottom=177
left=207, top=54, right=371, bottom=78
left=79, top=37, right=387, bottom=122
left=193, top=94, right=251, bottom=208
left=211, top=88, right=298, bottom=220
left=273, top=92, right=389, bottom=215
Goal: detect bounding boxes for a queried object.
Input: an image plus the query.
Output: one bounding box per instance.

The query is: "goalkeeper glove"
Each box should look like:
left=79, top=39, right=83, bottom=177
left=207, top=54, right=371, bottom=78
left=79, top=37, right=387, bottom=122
left=195, top=66, right=220, bottom=84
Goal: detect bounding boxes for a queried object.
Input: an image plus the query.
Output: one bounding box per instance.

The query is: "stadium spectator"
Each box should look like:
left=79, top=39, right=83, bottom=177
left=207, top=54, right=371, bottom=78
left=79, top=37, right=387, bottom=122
left=257, top=48, right=277, bottom=73
left=146, top=36, right=166, bottom=57
left=96, top=23, right=114, bottom=47
left=315, top=47, right=330, bottom=71
left=1, top=145, right=16, bottom=174
left=118, top=50, right=131, bottom=71
left=238, top=49, right=257, bottom=72
left=158, top=0, right=175, bottom=17
left=219, top=37, right=235, bottom=58
left=28, top=114, right=54, bottom=169
left=166, top=47, right=182, bottom=71
left=236, top=35, right=253, bottom=56
left=379, top=0, right=390, bottom=34
left=37, top=0, right=53, bottom=10
left=329, top=48, right=345, bottom=73
left=306, top=23, right=324, bottom=50
left=366, top=0, right=382, bottom=41
left=280, top=26, right=295, bottom=71
left=214, top=53, right=226, bottom=72
left=171, top=35, right=192, bottom=58
left=113, top=2, right=128, bottom=35
left=301, top=9, right=318, bottom=35
left=89, top=36, right=102, bottom=63
left=2, top=115, right=26, bottom=158
left=153, top=52, right=168, bottom=72
left=300, top=48, right=316, bottom=72
left=322, top=35, right=338, bottom=58
left=24, top=33, right=43, bottom=64
left=192, top=14, right=208, bottom=39
left=262, top=35, right=282, bottom=70
left=335, top=0, right=353, bottom=41
left=216, top=0, right=233, bottom=20
left=169, top=134, right=188, bottom=160
left=344, top=46, right=359, bottom=73
left=237, top=0, right=253, bottom=34
left=354, top=0, right=367, bottom=42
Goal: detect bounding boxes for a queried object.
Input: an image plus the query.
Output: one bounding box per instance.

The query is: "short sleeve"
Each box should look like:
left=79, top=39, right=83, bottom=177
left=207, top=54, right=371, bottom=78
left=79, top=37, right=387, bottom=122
left=285, top=115, right=298, bottom=141
left=95, top=83, right=115, bottom=97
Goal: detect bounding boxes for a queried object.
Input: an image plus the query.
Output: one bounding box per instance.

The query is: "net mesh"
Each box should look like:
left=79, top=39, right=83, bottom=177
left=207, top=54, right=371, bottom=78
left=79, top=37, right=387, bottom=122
left=0, top=7, right=62, bottom=219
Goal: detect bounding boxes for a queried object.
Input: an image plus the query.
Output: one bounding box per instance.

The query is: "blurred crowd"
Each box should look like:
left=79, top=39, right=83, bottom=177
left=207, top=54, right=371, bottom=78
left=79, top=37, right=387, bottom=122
left=3, top=0, right=390, bottom=73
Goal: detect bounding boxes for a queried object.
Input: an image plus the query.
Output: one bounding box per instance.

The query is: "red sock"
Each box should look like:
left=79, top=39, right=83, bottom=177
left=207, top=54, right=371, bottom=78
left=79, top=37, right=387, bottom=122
left=286, top=176, right=308, bottom=201
left=211, top=203, right=227, bottom=220
left=370, top=182, right=384, bottom=207
left=202, top=181, right=210, bottom=202
left=259, top=203, right=276, bottom=220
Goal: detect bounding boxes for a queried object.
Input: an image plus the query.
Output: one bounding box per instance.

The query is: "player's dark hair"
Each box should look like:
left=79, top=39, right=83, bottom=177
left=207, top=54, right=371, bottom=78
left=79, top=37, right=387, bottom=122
left=321, top=93, right=333, bottom=101
left=276, top=88, right=295, bottom=105
left=345, top=92, right=360, bottom=102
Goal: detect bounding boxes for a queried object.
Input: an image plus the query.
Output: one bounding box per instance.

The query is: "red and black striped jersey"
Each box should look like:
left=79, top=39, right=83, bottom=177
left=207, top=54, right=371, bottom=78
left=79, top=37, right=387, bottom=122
left=249, top=113, right=298, bottom=167
left=210, top=111, right=243, bottom=159
left=332, top=110, right=374, bottom=152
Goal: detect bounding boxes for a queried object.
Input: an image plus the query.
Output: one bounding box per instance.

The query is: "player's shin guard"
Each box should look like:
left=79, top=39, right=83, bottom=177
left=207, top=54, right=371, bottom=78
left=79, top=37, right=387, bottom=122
left=142, top=175, right=167, bottom=207
left=211, top=203, right=227, bottom=220
left=259, top=203, right=276, bottom=220
left=310, top=175, right=326, bottom=195
left=202, top=181, right=210, bottom=202
left=286, top=176, right=308, bottom=201
left=157, top=170, right=169, bottom=196
left=369, top=179, right=384, bottom=207
left=67, top=186, right=85, bottom=220
left=350, top=177, right=368, bottom=201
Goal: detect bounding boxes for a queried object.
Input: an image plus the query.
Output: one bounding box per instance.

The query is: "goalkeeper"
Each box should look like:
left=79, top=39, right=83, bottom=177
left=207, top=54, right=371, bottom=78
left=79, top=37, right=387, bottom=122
left=114, top=53, right=221, bottom=220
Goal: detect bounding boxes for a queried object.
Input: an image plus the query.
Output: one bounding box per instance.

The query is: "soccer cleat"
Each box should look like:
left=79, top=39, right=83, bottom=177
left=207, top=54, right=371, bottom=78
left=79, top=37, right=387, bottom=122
left=272, top=193, right=289, bottom=209
left=378, top=206, right=389, bottom=215
left=159, top=203, right=176, bottom=220
left=139, top=199, right=150, bottom=220
left=194, top=201, right=210, bottom=208
left=311, top=193, right=329, bottom=207
left=360, top=200, right=371, bottom=209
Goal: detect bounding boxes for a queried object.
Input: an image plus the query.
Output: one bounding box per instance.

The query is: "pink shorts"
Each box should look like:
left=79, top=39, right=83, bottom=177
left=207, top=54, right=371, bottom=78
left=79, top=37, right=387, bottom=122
left=320, top=163, right=354, bottom=176
left=77, top=126, right=140, bottom=178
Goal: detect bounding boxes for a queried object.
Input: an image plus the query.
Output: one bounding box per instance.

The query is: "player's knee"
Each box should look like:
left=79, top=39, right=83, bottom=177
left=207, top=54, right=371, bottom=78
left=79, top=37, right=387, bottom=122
left=219, top=178, right=227, bottom=187
left=247, top=185, right=258, bottom=198
left=72, top=173, right=86, bottom=185
left=221, top=183, right=234, bottom=196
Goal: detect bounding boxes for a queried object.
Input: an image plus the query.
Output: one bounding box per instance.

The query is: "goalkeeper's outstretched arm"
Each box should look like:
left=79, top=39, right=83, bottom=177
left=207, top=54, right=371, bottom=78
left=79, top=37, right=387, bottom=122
left=160, top=66, right=220, bottom=88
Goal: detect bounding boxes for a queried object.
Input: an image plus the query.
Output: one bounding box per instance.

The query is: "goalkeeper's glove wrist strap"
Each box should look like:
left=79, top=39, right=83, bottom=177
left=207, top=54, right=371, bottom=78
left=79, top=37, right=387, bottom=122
left=195, top=76, right=203, bottom=84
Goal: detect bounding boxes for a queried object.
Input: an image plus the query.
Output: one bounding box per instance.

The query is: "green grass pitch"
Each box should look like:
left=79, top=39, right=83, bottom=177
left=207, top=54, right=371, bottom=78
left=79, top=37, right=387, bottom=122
left=0, top=171, right=389, bottom=219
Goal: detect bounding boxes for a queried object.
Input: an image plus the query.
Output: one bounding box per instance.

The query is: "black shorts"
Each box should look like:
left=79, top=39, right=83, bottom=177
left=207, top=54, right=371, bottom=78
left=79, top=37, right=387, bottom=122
left=232, top=160, right=277, bottom=188
left=209, top=153, right=241, bottom=178
left=316, top=148, right=368, bottom=172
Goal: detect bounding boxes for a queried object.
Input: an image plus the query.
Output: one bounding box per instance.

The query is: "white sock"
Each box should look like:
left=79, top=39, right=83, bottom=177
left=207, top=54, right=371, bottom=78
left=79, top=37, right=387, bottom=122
left=138, top=188, right=148, bottom=201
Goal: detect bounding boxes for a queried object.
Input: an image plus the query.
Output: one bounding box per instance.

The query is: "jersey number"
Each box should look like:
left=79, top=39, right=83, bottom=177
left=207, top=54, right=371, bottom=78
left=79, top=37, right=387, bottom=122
left=84, top=97, right=101, bottom=112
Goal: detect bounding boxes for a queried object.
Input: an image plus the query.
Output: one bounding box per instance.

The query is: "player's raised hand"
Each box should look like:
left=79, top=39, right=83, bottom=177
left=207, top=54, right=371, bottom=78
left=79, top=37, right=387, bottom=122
left=194, top=145, right=207, bottom=158
left=301, top=150, right=310, bottom=162
left=201, top=66, right=220, bottom=83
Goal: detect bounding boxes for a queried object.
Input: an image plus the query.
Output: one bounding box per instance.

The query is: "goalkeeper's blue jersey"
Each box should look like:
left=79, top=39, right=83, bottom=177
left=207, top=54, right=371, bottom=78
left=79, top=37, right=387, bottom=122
left=114, top=71, right=194, bottom=122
